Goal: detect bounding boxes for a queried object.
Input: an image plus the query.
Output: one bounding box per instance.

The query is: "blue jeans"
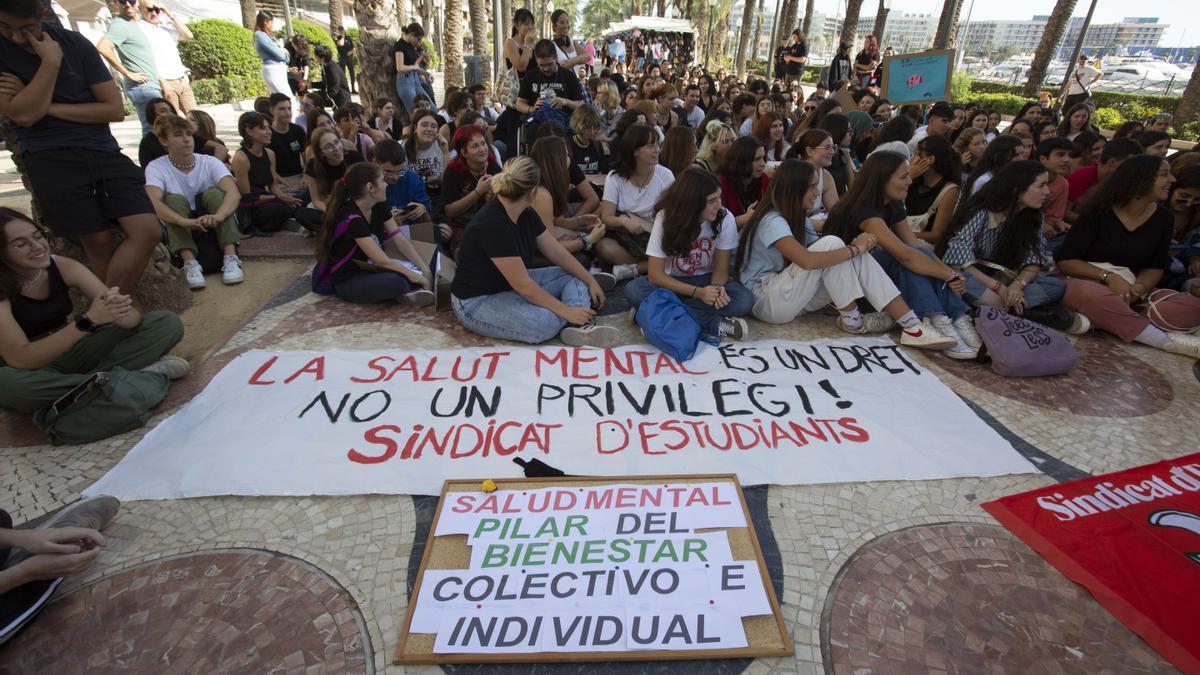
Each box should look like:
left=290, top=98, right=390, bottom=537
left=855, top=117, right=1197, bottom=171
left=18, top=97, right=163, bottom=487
left=420, top=78, right=436, bottom=107
left=395, top=72, right=421, bottom=115
left=452, top=267, right=590, bottom=344
left=871, top=246, right=969, bottom=319
left=125, top=81, right=163, bottom=136
left=334, top=270, right=412, bottom=304
left=962, top=273, right=1065, bottom=309
left=623, top=273, right=754, bottom=335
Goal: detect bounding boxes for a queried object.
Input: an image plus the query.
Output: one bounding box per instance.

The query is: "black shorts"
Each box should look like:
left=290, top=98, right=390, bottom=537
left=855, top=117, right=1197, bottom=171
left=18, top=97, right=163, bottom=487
left=24, top=148, right=154, bottom=238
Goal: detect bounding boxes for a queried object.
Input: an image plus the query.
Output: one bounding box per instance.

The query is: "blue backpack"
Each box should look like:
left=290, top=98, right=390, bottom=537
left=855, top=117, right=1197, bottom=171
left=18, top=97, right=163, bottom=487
left=635, top=289, right=718, bottom=362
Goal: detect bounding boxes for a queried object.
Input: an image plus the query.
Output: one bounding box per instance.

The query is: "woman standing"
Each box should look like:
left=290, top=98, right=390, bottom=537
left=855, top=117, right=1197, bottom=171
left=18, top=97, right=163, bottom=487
left=314, top=162, right=433, bottom=305
left=393, top=23, right=429, bottom=116
left=551, top=9, right=588, bottom=78
left=451, top=157, right=616, bottom=346
left=311, top=45, right=351, bottom=110
left=736, top=160, right=954, bottom=349
left=253, top=12, right=291, bottom=99
left=624, top=168, right=755, bottom=341
left=1056, top=155, right=1200, bottom=357
left=718, top=137, right=769, bottom=229
left=503, top=9, right=536, bottom=78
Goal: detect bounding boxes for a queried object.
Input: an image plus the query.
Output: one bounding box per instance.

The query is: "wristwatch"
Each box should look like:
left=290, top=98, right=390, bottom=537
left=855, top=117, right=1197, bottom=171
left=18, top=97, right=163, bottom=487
left=1098, top=271, right=1111, bottom=284
left=74, top=312, right=99, bottom=333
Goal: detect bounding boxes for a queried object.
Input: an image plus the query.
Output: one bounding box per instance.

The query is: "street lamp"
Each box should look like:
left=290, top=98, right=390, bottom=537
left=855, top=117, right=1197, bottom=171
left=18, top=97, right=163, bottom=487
left=704, top=0, right=719, bottom=69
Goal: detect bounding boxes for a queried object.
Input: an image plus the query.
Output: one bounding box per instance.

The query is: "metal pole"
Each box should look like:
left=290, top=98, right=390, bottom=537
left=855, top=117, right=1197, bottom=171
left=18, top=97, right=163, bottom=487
left=765, top=0, right=782, bottom=81
left=705, top=9, right=713, bottom=69
left=493, top=0, right=504, bottom=83
left=955, top=0, right=975, bottom=69
left=1057, top=0, right=1097, bottom=107
left=281, top=0, right=294, bottom=38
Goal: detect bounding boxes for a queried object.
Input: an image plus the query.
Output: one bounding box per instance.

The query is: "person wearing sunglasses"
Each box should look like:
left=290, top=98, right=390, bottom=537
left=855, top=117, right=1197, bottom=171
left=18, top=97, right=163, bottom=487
left=137, top=0, right=195, bottom=114
left=96, top=0, right=161, bottom=136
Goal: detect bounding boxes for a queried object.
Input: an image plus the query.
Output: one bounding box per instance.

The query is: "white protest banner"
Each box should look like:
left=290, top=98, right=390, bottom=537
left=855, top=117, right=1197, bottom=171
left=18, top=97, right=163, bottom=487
left=84, top=338, right=1035, bottom=499
left=396, top=477, right=789, bottom=663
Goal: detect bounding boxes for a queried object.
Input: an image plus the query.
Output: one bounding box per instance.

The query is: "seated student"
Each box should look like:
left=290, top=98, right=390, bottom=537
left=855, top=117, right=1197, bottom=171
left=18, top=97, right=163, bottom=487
left=1068, top=131, right=1105, bottom=176
left=265, top=92, right=309, bottom=199
left=938, top=160, right=1083, bottom=332
left=335, top=106, right=375, bottom=160
left=187, top=110, right=227, bottom=162
left=1038, top=137, right=1074, bottom=251
left=1066, top=137, right=1141, bottom=224
left=598, top=124, right=675, bottom=282
left=468, top=83, right=500, bottom=128
left=1136, top=130, right=1171, bottom=158
left=0, top=209, right=187, bottom=416
left=295, top=91, right=324, bottom=132
left=788, top=129, right=841, bottom=225
left=818, top=113, right=857, bottom=195
left=528, top=136, right=609, bottom=270
left=451, top=156, right=617, bottom=346
left=314, top=162, right=434, bottom=305
left=753, top=112, right=790, bottom=162
left=369, top=97, right=403, bottom=141
left=310, top=45, right=351, bottom=109
left=1056, top=155, right=1200, bottom=357
left=965, top=135, right=1023, bottom=197
left=438, top=90, right=474, bottom=143
left=660, top=126, right=698, bottom=177
left=568, top=105, right=610, bottom=176
left=231, top=111, right=312, bottom=235
left=906, top=135, right=962, bottom=244
left=372, top=139, right=449, bottom=242
left=138, top=98, right=226, bottom=168
left=405, top=109, right=449, bottom=202
left=304, top=127, right=365, bottom=212
left=824, top=151, right=978, bottom=357
left=736, top=160, right=953, bottom=349
left=0, top=496, right=120, bottom=645
left=694, top=121, right=736, bottom=173
left=448, top=111, right=504, bottom=166
left=440, top=126, right=502, bottom=252
left=717, top=136, right=769, bottom=229
left=144, top=115, right=245, bottom=289
left=623, top=168, right=754, bottom=340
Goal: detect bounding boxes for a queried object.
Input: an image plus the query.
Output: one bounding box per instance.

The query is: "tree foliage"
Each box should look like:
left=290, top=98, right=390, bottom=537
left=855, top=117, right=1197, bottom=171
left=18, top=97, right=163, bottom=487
left=179, top=19, right=260, bottom=81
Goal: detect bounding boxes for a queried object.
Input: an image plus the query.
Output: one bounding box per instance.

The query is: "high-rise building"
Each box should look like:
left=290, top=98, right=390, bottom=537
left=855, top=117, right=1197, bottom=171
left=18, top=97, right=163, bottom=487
left=959, top=15, right=1168, bottom=57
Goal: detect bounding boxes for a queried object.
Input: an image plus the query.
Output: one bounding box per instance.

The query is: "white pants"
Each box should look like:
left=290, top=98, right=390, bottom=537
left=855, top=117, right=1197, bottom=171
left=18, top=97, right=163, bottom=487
left=751, top=235, right=902, bottom=324
left=261, top=62, right=291, bottom=97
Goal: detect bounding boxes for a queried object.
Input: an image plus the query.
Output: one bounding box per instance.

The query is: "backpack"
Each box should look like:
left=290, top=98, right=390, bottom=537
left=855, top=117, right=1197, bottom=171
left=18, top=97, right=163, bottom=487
left=974, top=307, right=1078, bottom=377
left=33, top=370, right=170, bottom=445
left=497, top=66, right=521, bottom=108
left=311, top=214, right=407, bottom=294
left=635, top=288, right=718, bottom=362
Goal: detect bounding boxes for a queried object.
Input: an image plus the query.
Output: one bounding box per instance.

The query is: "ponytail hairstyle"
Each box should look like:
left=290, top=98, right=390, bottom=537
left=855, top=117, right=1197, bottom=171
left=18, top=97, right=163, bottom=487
left=254, top=10, right=274, bottom=32
left=528, top=136, right=572, bottom=217
left=787, top=128, right=832, bottom=161
left=824, top=150, right=908, bottom=243
left=736, top=159, right=817, bottom=276
left=654, top=168, right=723, bottom=258
left=491, top=156, right=541, bottom=200
left=315, top=162, right=382, bottom=265
left=237, top=111, right=270, bottom=151
left=937, top=160, right=1049, bottom=267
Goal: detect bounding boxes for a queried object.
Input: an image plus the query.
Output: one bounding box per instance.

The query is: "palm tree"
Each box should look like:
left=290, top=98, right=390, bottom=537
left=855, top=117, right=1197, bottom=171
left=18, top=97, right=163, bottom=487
left=468, top=0, right=491, bottom=86
left=501, top=0, right=512, bottom=41
left=328, top=0, right=344, bottom=31
left=444, top=0, right=465, bottom=87
left=800, top=0, right=813, bottom=34
left=873, top=0, right=889, bottom=43
left=750, top=0, right=765, bottom=62
left=1024, top=0, right=1077, bottom=97
left=240, top=0, right=257, bottom=29
left=352, top=0, right=399, bottom=111
left=932, top=0, right=960, bottom=49
left=734, top=0, right=757, bottom=76
left=839, top=0, right=864, bottom=47
left=1174, top=53, right=1199, bottom=135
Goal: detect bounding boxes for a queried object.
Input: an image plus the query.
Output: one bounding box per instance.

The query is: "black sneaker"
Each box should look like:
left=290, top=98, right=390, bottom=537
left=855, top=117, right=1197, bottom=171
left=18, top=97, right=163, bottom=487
left=717, top=317, right=749, bottom=341
left=1024, top=306, right=1074, bottom=331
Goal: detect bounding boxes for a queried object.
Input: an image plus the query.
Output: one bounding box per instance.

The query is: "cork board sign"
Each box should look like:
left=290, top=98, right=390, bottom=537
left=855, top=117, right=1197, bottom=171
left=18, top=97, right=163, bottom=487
left=395, top=474, right=791, bottom=664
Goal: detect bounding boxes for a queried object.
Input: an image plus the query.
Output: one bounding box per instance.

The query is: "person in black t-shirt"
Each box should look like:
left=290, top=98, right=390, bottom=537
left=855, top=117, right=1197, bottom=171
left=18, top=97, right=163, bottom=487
left=515, top=40, right=586, bottom=117
left=1056, top=155, right=1200, bottom=356
left=451, top=156, right=617, bottom=346
left=440, top=126, right=502, bottom=253
left=137, top=97, right=226, bottom=168
left=312, top=45, right=351, bottom=110
left=304, top=127, right=365, bottom=212
left=333, top=27, right=356, bottom=94
left=783, top=31, right=808, bottom=87
left=266, top=92, right=309, bottom=202
left=314, top=162, right=433, bottom=305
left=394, top=22, right=428, bottom=116
left=285, top=34, right=310, bottom=95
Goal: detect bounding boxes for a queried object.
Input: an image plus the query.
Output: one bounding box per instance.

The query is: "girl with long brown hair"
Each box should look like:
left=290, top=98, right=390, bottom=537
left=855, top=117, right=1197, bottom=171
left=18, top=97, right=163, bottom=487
left=528, top=136, right=609, bottom=272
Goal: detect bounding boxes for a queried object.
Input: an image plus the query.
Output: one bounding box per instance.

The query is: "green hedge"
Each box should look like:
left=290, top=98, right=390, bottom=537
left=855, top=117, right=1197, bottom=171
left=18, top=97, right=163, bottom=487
left=965, top=92, right=1027, bottom=116
left=283, top=19, right=335, bottom=51
left=966, top=79, right=1177, bottom=121
left=179, top=19, right=259, bottom=81
left=192, top=76, right=268, bottom=105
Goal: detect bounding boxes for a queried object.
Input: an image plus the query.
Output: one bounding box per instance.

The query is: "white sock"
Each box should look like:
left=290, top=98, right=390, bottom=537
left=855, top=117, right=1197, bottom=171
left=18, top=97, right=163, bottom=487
left=897, top=310, right=921, bottom=331
left=1133, top=324, right=1171, bottom=349
left=838, top=306, right=863, bottom=329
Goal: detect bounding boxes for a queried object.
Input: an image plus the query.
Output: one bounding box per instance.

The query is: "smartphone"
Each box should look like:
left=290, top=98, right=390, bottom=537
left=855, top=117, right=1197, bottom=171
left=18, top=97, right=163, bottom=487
left=49, top=373, right=102, bottom=418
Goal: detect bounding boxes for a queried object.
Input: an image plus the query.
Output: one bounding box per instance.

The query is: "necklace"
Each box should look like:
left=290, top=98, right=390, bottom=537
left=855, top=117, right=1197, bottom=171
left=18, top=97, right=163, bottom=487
left=19, top=268, right=45, bottom=287
left=169, top=155, right=196, bottom=171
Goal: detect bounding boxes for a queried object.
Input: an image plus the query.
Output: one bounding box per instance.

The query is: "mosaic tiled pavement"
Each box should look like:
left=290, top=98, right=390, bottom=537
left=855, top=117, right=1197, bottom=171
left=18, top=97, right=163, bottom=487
left=2, top=106, right=1198, bottom=674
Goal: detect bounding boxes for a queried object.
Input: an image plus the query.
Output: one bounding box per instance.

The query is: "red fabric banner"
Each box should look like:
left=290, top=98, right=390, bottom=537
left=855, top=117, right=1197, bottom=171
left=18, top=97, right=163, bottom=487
left=983, top=453, right=1200, bottom=674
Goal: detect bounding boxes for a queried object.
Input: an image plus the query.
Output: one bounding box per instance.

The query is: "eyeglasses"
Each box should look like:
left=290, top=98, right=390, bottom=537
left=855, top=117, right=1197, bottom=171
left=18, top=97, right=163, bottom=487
left=319, top=142, right=343, bottom=152
left=381, top=169, right=404, bottom=179
left=815, top=143, right=835, bottom=151
left=8, top=230, right=47, bottom=252
left=117, top=0, right=137, bottom=6
left=143, top=5, right=161, bottom=12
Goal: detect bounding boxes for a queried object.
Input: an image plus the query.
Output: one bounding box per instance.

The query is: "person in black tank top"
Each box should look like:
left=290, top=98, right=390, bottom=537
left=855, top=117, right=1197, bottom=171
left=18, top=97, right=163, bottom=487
left=0, top=209, right=186, bottom=415
left=231, top=112, right=319, bottom=234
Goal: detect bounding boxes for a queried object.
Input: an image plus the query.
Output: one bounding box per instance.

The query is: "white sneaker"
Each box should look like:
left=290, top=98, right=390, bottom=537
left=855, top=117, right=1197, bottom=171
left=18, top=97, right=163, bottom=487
left=951, top=315, right=983, bottom=350
left=1163, top=332, right=1200, bottom=359
left=898, top=319, right=957, bottom=350
left=717, top=317, right=750, bottom=341
left=591, top=270, right=616, bottom=290
left=627, top=307, right=638, bottom=325
left=611, top=264, right=639, bottom=282
left=944, top=341, right=979, bottom=360
left=182, top=260, right=205, bottom=289
left=933, top=314, right=979, bottom=358
left=400, top=289, right=434, bottom=306
left=560, top=321, right=622, bottom=348
left=837, top=312, right=895, bottom=335
left=141, top=355, right=191, bottom=380
left=221, top=255, right=244, bottom=285
left=1067, top=312, right=1091, bottom=335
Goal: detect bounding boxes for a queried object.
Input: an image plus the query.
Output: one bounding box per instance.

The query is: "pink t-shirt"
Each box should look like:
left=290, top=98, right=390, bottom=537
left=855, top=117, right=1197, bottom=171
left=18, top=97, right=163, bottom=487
left=1045, top=175, right=1069, bottom=226
left=584, top=43, right=596, bottom=65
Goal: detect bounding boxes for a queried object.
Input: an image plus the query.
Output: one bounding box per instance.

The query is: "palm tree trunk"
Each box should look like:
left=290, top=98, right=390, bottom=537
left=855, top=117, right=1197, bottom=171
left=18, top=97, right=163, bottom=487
left=839, top=0, right=863, bottom=47
left=501, top=0, right=513, bottom=41
left=352, top=0, right=399, bottom=112
left=1023, top=0, right=1077, bottom=97
left=444, top=0, right=465, bottom=87
left=750, top=0, right=765, bottom=63
left=873, top=0, right=889, bottom=43
left=734, top=0, right=757, bottom=76
left=800, top=0, right=813, bottom=34
left=240, top=0, right=258, bottom=29
left=468, top=0, right=491, bottom=87
left=932, top=0, right=961, bottom=49
left=328, top=0, right=344, bottom=30
left=1173, top=54, right=1200, bottom=134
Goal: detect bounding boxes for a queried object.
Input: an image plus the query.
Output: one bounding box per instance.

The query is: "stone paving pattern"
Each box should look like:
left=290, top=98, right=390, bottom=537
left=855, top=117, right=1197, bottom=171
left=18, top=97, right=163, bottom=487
left=1, top=106, right=1196, bottom=674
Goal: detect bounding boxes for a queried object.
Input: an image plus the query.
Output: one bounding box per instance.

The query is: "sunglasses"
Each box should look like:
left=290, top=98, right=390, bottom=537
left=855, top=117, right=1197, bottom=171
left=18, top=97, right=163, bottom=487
left=145, top=6, right=162, bottom=12
left=116, top=0, right=137, bottom=5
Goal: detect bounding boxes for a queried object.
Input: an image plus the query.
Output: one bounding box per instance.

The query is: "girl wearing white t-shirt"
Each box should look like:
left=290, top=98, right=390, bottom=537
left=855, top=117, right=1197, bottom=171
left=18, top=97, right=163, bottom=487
left=598, top=124, right=674, bottom=282
left=623, top=168, right=755, bottom=341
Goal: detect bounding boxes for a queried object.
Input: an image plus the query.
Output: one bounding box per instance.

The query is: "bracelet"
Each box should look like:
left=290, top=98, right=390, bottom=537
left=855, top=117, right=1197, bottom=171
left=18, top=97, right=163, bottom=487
left=1015, top=278, right=1028, bottom=289
left=945, top=270, right=959, bottom=283
left=990, top=280, right=1002, bottom=293
left=847, top=244, right=858, bottom=259
left=690, top=286, right=698, bottom=298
